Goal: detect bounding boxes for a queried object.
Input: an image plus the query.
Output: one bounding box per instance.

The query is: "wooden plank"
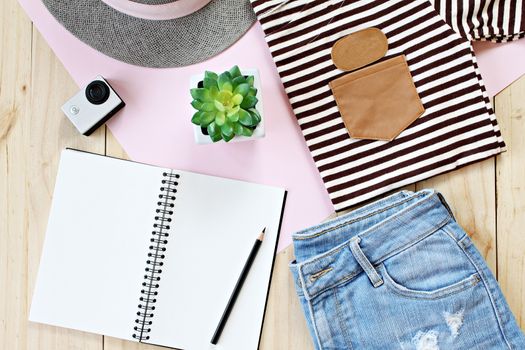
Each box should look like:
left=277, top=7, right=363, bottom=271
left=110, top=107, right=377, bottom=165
left=25, top=27, right=106, bottom=350
left=415, top=161, right=497, bottom=271
left=0, top=0, right=106, bottom=345
left=259, top=246, right=314, bottom=350
left=0, top=1, right=33, bottom=349
left=495, top=75, right=525, bottom=328
left=105, top=127, right=128, bottom=159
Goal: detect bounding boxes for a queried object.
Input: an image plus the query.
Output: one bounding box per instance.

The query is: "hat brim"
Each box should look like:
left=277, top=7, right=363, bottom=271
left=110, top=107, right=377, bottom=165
left=42, top=0, right=256, bottom=68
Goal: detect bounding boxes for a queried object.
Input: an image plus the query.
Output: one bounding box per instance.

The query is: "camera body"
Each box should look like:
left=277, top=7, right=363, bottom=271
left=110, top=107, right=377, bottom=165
left=61, top=76, right=125, bottom=136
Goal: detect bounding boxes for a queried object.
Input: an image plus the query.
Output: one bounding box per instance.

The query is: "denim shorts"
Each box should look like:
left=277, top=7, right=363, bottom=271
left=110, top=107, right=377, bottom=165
left=290, top=190, right=525, bottom=349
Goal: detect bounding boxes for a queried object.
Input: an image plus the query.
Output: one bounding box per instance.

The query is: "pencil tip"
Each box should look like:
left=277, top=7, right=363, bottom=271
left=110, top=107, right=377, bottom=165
left=258, top=228, right=266, bottom=241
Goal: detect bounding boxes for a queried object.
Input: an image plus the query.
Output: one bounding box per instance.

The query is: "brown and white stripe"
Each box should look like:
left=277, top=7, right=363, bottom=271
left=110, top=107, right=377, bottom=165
left=250, top=0, right=523, bottom=211
left=431, top=0, right=524, bottom=42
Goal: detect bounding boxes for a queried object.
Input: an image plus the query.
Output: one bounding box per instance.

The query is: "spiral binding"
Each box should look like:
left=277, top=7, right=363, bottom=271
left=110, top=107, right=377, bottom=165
left=132, top=171, right=180, bottom=341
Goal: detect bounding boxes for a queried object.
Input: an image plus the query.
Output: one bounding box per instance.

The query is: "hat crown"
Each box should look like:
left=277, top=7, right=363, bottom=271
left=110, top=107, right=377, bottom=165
left=101, top=0, right=212, bottom=20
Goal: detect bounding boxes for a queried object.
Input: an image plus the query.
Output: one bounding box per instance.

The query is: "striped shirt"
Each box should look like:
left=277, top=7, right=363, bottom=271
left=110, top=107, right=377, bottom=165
left=250, top=0, right=524, bottom=211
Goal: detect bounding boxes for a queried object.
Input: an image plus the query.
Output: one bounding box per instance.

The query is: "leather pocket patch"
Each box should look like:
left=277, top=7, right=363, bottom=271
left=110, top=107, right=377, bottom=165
left=329, top=55, right=425, bottom=141
left=331, top=28, right=388, bottom=72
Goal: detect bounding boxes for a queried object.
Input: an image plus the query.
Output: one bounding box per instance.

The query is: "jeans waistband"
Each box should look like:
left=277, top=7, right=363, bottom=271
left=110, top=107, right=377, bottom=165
left=290, top=189, right=454, bottom=301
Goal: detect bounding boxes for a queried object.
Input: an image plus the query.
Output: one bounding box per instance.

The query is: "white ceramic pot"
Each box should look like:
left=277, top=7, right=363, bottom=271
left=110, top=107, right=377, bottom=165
left=190, top=68, right=265, bottom=144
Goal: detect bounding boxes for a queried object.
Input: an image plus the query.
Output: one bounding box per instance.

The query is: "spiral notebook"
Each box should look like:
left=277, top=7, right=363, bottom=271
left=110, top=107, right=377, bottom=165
left=29, top=149, right=287, bottom=350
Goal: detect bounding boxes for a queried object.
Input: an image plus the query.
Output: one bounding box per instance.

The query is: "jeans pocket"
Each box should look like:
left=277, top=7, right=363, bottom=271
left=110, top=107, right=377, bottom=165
left=380, top=263, right=481, bottom=300
left=329, top=54, right=425, bottom=141
left=379, top=227, right=480, bottom=300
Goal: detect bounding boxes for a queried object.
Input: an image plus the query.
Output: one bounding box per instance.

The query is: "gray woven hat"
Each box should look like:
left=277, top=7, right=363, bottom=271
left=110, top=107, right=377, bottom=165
left=42, top=0, right=256, bottom=68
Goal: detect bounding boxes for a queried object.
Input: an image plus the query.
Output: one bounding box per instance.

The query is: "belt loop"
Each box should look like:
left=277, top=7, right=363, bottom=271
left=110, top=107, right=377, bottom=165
left=437, top=192, right=456, bottom=221
left=349, top=237, right=383, bottom=288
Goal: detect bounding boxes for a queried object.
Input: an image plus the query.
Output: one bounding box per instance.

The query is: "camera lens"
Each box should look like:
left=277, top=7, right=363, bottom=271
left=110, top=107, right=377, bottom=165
left=85, top=80, right=110, bottom=105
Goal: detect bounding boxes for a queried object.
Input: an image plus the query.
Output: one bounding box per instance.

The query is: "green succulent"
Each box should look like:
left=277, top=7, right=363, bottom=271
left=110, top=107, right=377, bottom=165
left=190, top=65, right=261, bottom=142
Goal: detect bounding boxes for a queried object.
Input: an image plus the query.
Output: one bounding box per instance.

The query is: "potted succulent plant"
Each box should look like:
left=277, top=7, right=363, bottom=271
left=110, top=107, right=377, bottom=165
left=190, top=66, right=265, bottom=143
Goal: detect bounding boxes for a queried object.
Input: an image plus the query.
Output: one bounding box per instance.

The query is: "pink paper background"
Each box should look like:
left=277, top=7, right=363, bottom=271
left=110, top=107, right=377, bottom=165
left=18, top=0, right=525, bottom=250
left=19, top=0, right=335, bottom=251
left=473, top=40, right=525, bottom=98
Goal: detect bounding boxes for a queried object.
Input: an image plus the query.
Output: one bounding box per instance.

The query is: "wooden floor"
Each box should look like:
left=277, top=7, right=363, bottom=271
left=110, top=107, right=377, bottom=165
left=1, top=0, right=525, bottom=349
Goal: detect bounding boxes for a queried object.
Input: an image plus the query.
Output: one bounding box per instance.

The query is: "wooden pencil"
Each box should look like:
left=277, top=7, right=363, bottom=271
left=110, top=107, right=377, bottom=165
left=210, top=227, right=266, bottom=345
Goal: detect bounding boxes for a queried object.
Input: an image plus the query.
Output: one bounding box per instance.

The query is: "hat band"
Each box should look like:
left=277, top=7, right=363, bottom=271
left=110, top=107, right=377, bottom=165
left=100, top=0, right=212, bottom=20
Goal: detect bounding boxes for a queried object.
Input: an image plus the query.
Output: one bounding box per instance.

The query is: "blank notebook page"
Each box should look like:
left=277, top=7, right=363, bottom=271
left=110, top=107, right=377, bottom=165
left=150, top=170, right=285, bottom=350
left=29, top=149, right=286, bottom=350
left=29, top=150, right=163, bottom=340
